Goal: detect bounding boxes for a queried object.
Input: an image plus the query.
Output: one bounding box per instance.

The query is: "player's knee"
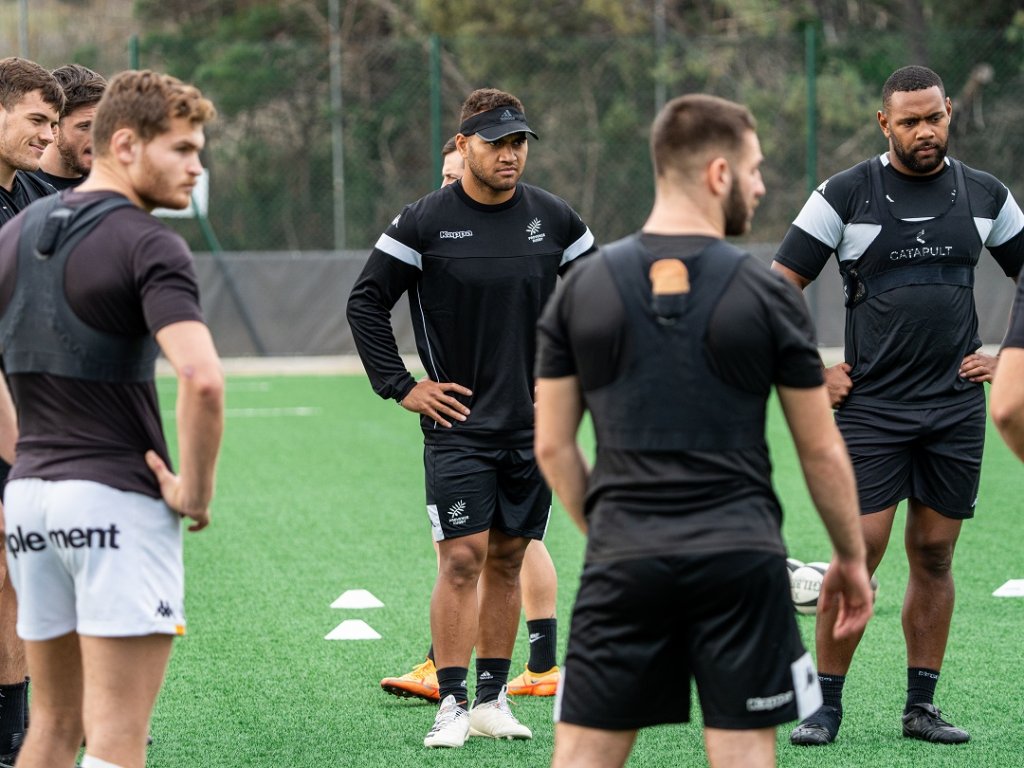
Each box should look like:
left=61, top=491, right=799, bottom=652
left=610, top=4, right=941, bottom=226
left=908, top=540, right=955, bottom=576
left=438, top=544, right=486, bottom=586
left=25, top=710, right=84, bottom=754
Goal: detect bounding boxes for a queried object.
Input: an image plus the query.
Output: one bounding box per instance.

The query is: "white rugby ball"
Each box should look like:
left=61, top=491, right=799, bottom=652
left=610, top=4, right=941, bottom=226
left=790, top=562, right=828, bottom=615
left=788, top=560, right=880, bottom=614
left=786, top=556, right=804, bottom=574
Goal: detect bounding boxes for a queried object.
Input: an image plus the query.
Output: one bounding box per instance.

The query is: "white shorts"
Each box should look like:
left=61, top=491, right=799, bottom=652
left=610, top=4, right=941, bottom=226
left=4, top=478, right=187, bottom=641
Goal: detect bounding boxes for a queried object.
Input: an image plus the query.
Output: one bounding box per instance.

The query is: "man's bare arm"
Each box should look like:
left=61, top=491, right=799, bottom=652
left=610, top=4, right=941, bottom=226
left=534, top=375, right=589, bottom=534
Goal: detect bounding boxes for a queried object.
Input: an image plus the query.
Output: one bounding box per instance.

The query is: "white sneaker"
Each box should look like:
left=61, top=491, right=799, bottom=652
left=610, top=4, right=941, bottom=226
left=469, top=686, right=532, bottom=740
left=424, top=694, right=470, bottom=748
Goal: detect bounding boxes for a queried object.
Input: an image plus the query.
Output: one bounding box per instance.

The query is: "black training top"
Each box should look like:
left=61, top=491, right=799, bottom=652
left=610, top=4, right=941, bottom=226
left=0, top=190, right=204, bottom=498
left=776, top=154, right=1024, bottom=408
left=535, top=233, right=823, bottom=563
left=1004, top=273, right=1024, bottom=350
left=0, top=171, right=56, bottom=227
left=347, top=180, right=595, bottom=448
left=30, top=168, right=84, bottom=191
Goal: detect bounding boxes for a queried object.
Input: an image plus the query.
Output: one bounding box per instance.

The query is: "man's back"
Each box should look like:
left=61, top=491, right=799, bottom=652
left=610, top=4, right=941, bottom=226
left=0, top=190, right=203, bottom=497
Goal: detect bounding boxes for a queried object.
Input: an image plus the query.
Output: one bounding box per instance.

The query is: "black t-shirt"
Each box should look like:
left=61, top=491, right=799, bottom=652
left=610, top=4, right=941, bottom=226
left=0, top=171, right=56, bottom=227
left=347, top=180, right=595, bottom=448
left=1003, top=272, right=1024, bottom=349
left=535, top=233, right=823, bottom=563
left=30, top=168, right=84, bottom=191
left=0, top=191, right=205, bottom=498
left=776, top=155, right=1024, bottom=407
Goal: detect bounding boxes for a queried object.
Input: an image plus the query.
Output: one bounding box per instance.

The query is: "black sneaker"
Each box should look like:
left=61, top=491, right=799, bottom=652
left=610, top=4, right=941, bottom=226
left=790, top=705, right=842, bottom=746
left=0, top=732, right=23, bottom=767
left=902, top=703, right=970, bottom=744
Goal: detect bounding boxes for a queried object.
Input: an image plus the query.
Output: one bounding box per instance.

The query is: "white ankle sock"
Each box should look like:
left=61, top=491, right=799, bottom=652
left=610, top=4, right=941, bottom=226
left=81, top=755, right=127, bottom=768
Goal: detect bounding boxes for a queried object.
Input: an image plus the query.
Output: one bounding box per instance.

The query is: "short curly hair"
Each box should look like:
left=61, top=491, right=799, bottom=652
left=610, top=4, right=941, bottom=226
left=92, top=70, right=215, bottom=156
left=882, top=66, right=945, bottom=111
left=459, top=88, right=525, bottom=122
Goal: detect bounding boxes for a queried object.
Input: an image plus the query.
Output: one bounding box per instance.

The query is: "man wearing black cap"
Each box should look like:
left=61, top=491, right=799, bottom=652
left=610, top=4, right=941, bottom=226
left=348, top=87, right=595, bottom=749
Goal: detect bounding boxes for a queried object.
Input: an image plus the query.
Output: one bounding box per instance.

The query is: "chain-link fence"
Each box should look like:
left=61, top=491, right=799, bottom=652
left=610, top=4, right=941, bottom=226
left=4, top=5, right=1024, bottom=354
left=5, top=8, right=1023, bottom=252
left=160, top=26, right=1024, bottom=253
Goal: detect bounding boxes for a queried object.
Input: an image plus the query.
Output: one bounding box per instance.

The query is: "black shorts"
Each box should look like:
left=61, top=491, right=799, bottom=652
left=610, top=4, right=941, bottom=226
left=424, top=444, right=551, bottom=541
left=555, top=551, right=817, bottom=731
left=836, top=397, right=985, bottom=518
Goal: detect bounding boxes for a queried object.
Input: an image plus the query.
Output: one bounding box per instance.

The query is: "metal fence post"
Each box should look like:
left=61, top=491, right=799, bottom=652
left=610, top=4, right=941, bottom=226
left=431, top=34, right=442, bottom=187
left=329, top=0, right=346, bottom=251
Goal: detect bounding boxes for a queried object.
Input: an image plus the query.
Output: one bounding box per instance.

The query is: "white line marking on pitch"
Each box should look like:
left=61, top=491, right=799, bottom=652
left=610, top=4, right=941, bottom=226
left=161, top=407, right=321, bottom=418
left=332, top=589, right=384, bottom=609
left=325, top=620, right=381, bottom=640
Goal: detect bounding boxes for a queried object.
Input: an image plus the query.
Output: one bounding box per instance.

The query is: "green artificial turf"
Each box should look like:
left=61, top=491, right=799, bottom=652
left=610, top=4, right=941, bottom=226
left=141, top=374, right=1024, bottom=767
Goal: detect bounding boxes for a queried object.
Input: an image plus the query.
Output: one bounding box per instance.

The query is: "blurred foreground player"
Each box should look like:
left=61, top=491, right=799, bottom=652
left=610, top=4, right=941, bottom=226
left=535, top=93, right=872, bottom=768
left=0, top=70, right=224, bottom=768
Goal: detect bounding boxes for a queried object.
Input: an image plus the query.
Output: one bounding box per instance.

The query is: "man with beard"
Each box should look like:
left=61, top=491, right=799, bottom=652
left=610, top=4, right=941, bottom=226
left=33, top=64, right=106, bottom=191
left=535, top=93, right=873, bottom=768
left=773, top=65, right=1024, bottom=747
left=348, top=88, right=594, bottom=748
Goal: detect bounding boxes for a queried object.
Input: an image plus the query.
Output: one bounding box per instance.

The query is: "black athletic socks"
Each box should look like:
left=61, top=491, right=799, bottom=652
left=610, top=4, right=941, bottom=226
left=906, top=667, right=940, bottom=710
left=819, top=673, right=846, bottom=711
left=426, top=644, right=434, bottom=664
left=473, top=658, right=511, bottom=705
left=436, top=666, right=469, bottom=708
left=525, top=618, right=557, bottom=673
left=0, top=680, right=26, bottom=756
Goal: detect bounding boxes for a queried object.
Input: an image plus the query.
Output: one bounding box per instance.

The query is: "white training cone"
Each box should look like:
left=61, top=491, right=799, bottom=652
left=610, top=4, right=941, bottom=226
left=993, top=579, right=1024, bottom=598
left=331, top=589, right=384, bottom=609
left=325, top=620, right=381, bottom=640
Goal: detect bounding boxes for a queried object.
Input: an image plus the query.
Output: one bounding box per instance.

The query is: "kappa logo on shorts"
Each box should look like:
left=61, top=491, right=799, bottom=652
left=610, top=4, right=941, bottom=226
left=448, top=499, right=469, bottom=527
left=746, top=690, right=794, bottom=712
left=526, top=218, right=545, bottom=244
left=155, top=601, right=174, bottom=619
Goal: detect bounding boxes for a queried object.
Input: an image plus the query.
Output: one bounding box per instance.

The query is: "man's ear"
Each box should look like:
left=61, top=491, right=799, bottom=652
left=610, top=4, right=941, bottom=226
left=706, top=156, right=731, bottom=197
left=455, top=133, right=470, bottom=158
left=877, top=109, right=891, bottom=139
left=110, top=128, right=138, bottom=164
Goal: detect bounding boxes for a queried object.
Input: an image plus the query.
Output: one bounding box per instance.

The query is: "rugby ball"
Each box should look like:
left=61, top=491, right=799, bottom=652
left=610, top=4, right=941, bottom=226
left=789, top=560, right=880, bottom=614
left=790, top=562, right=828, bottom=615
left=786, top=556, right=804, bottom=574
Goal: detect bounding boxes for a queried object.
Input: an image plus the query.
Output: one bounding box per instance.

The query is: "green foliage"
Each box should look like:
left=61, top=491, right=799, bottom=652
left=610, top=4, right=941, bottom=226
left=117, top=0, right=1024, bottom=250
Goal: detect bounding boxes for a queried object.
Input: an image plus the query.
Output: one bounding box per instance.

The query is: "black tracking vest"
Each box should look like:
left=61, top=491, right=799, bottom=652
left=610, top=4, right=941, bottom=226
left=585, top=234, right=766, bottom=452
left=0, top=194, right=160, bottom=382
left=840, top=159, right=978, bottom=308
